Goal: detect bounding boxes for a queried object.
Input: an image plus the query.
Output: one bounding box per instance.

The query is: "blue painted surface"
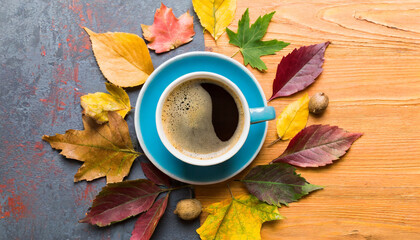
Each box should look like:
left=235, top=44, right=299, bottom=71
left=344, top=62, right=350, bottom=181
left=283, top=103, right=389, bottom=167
left=0, top=0, right=203, bottom=239
left=135, top=52, right=268, bottom=184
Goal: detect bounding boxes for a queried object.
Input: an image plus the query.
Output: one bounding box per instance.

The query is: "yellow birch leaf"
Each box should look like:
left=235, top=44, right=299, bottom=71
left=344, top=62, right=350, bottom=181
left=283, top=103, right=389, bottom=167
left=276, top=94, right=309, bottom=141
left=192, top=0, right=236, bottom=40
left=84, top=27, right=154, bottom=87
left=80, top=83, right=131, bottom=124
left=196, top=194, right=283, bottom=240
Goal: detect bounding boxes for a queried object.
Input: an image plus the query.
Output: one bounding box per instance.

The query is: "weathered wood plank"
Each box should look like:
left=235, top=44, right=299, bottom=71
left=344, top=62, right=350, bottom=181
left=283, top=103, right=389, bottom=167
left=197, top=0, right=420, bottom=238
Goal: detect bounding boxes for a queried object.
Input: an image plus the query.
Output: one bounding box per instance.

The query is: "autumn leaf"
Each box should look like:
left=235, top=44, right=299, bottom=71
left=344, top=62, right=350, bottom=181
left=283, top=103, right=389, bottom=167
left=241, top=163, right=322, bottom=207
left=84, top=27, right=154, bottom=87
left=226, top=9, right=290, bottom=71
left=131, top=193, right=169, bottom=240
left=272, top=125, right=363, bottom=167
left=42, top=111, right=140, bottom=183
left=196, top=194, right=283, bottom=240
left=269, top=42, right=330, bottom=101
left=140, top=162, right=171, bottom=187
left=192, top=0, right=236, bottom=40
left=80, top=83, right=131, bottom=124
left=141, top=3, right=195, bottom=53
left=79, top=179, right=162, bottom=227
left=270, top=94, right=309, bottom=146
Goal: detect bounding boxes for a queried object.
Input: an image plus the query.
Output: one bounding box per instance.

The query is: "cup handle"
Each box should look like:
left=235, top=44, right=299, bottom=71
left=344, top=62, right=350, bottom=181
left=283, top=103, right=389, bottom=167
left=250, top=106, right=276, bottom=124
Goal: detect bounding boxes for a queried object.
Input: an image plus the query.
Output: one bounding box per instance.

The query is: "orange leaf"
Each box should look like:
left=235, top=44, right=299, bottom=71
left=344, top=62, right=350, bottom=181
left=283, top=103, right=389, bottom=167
left=42, top=112, right=140, bottom=183
left=141, top=3, right=195, bottom=53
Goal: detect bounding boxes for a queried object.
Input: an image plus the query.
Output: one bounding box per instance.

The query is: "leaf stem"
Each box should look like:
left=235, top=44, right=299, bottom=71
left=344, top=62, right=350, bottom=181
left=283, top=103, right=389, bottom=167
left=268, top=137, right=282, bottom=147
left=227, top=184, right=234, bottom=199
left=231, top=50, right=240, bottom=58
left=161, top=184, right=193, bottom=193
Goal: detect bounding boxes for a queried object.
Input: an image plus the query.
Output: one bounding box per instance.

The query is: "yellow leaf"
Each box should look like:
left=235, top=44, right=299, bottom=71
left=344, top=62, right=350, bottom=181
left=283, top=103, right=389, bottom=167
left=192, top=0, right=236, bottom=40
left=196, top=194, right=283, bottom=240
left=84, top=27, right=154, bottom=87
left=80, top=83, right=131, bottom=124
left=276, top=94, right=309, bottom=140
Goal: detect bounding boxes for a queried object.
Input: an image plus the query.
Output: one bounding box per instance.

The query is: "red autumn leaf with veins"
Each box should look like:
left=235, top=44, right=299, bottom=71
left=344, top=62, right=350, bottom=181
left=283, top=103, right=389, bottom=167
left=79, top=179, right=162, bottom=227
left=131, top=193, right=169, bottom=240
left=141, top=3, right=195, bottom=53
left=272, top=125, right=362, bottom=167
left=269, top=42, right=330, bottom=101
left=140, top=162, right=171, bottom=187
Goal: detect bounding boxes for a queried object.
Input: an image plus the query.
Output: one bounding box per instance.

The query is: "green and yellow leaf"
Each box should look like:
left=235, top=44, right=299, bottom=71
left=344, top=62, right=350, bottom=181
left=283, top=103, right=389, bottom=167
left=81, top=83, right=131, bottom=124
left=197, top=194, right=283, bottom=240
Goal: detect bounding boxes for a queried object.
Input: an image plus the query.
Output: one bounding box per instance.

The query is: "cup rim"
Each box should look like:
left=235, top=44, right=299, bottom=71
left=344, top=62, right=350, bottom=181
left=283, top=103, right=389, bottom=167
left=134, top=51, right=270, bottom=185
left=155, top=71, right=250, bottom=166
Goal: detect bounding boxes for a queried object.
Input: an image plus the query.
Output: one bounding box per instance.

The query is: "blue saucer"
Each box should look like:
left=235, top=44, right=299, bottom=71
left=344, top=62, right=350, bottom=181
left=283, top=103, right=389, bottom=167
left=134, top=52, right=268, bottom=185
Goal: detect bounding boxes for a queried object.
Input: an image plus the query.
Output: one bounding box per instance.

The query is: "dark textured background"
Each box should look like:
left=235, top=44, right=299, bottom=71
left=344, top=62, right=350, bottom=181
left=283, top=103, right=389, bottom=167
left=0, top=0, right=204, bottom=239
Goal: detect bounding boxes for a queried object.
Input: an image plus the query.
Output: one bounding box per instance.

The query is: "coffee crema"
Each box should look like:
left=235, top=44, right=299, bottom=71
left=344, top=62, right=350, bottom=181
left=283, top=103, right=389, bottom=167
left=161, top=79, right=244, bottom=160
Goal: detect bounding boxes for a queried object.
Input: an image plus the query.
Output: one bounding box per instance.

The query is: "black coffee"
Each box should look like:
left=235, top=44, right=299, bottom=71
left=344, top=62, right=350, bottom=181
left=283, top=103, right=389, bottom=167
left=161, top=79, right=244, bottom=160
left=201, top=83, right=239, bottom=141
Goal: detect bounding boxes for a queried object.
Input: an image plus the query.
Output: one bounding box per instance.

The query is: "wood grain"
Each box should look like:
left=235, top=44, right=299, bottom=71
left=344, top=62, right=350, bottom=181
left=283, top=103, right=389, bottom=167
left=195, top=0, right=420, bottom=239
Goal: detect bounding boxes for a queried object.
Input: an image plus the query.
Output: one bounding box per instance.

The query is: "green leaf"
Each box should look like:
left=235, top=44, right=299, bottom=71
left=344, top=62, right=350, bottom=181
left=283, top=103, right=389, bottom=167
left=241, top=163, right=322, bottom=207
left=226, top=9, right=290, bottom=71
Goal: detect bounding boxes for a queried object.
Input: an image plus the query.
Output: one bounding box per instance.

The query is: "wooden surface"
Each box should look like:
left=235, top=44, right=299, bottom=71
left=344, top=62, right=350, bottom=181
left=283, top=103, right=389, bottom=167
left=195, top=0, right=420, bottom=239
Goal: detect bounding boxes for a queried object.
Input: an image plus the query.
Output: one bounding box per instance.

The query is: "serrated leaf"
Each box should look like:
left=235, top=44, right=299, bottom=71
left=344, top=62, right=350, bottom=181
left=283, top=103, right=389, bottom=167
left=141, top=3, right=195, bottom=53
left=241, top=163, right=322, bottom=207
left=192, top=0, right=236, bottom=40
left=42, top=112, right=140, bottom=183
left=84, top=27, right=154, bottom=87
left=79, top=179, right=162, bottom=227
left=272, top=124, right=363, bottom=167
left=80, top=83, right=131, bottom=124
left=275, top=93, right=309, bottom=142
left=131, top=193, right=169, bottom=240
left=140, top=162, right=171, bottom=187
left=226, top=9, right=289, bottom=71
left=196, top=194, right=283, bottom=240
left=269, top=42, right=330, bottom=101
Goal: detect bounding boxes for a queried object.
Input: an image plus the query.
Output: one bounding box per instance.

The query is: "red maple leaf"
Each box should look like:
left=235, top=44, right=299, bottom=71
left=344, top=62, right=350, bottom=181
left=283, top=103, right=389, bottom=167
left=141, top=3, right=195, bottom=53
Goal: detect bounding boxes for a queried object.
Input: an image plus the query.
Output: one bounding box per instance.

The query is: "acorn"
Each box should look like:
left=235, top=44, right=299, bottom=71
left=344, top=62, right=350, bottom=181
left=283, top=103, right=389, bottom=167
left=174, top=199, right=202, bottom=220
left=309, top=92, right=329, bottom=115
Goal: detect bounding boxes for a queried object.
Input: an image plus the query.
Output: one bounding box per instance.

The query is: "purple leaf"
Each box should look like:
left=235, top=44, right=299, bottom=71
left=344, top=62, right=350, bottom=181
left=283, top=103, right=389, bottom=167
left=141, top=162, right=171, bottom=187
left=242, top=163, right=322, bottom=207
left=272, top=125, right=362, bottom=167
left=269, top=42, right=330, bottom=101
left=131, top=193, right=169, bottom=240
left=79, top=179, right=162, bottom=226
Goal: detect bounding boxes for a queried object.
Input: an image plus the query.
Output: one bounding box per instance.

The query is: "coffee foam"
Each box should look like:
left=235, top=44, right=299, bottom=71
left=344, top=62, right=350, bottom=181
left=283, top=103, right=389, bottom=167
left=161, top=79, right=244, bottom=160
